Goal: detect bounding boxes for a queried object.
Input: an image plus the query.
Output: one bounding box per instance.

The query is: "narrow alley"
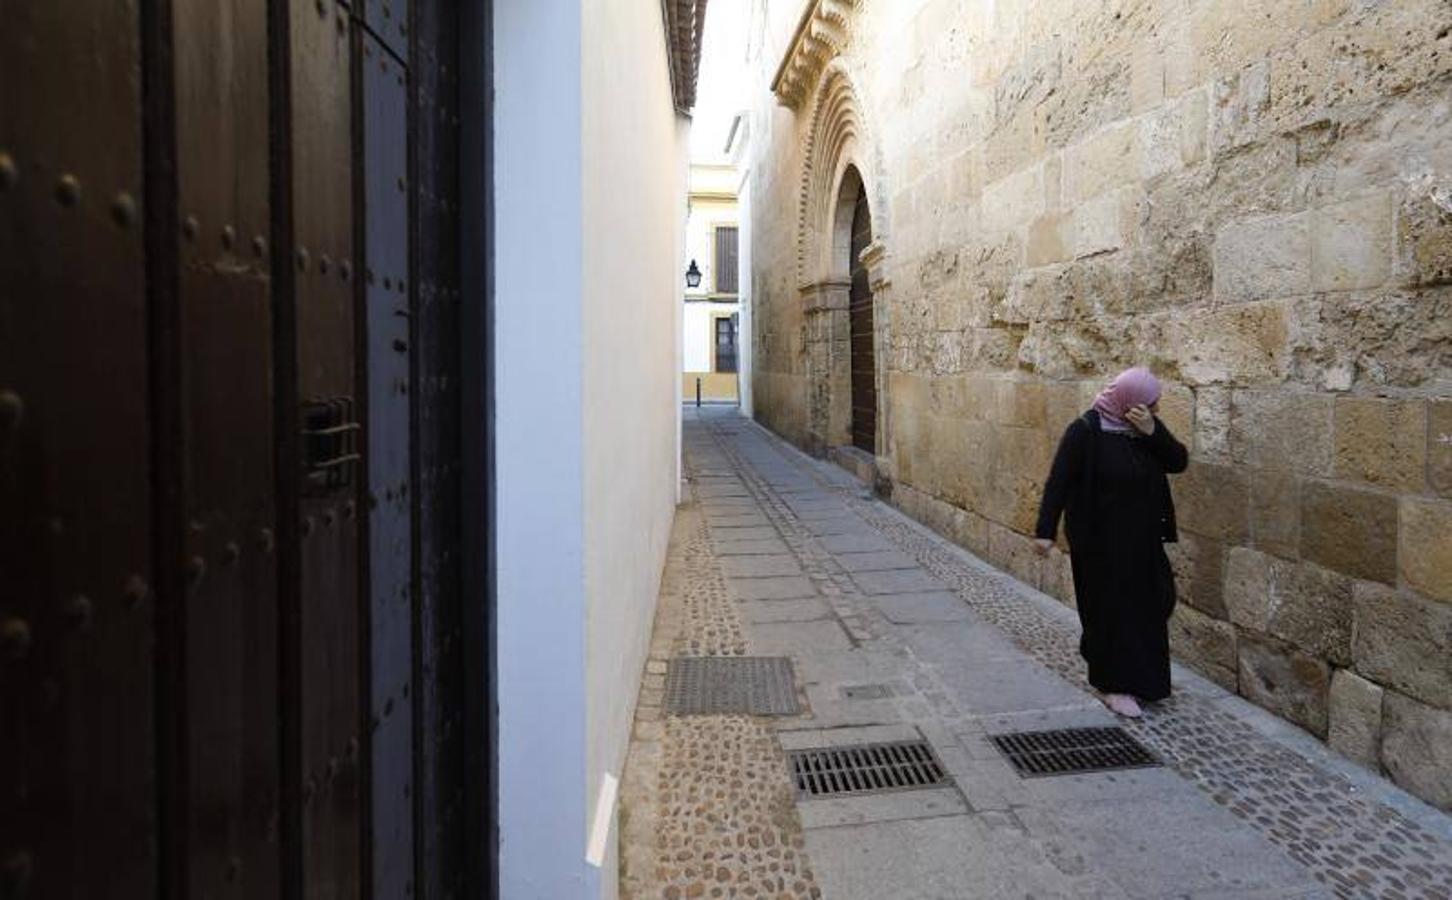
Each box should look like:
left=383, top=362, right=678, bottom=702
left=621, top=408, right=1452, bottom=900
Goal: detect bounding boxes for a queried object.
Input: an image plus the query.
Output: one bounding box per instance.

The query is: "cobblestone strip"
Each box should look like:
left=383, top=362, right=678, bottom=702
left=619, top=474, right=822, bottom=899
left=706, top=417, right=1452, bottom=900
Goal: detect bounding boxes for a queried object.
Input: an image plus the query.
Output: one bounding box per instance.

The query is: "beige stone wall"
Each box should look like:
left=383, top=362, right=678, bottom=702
left=746, top=0, right=1452, bottom=809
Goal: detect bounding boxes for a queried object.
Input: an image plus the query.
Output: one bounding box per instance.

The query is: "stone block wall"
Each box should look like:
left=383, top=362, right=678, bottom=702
left=745, top=0, right=1452, bottom=809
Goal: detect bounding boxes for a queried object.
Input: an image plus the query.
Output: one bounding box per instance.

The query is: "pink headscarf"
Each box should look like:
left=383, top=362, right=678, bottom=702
left=1093, top=367, right=1161, bottom=432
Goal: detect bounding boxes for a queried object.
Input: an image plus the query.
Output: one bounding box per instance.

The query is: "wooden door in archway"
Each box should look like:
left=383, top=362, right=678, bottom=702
left=848, top=188, right=876, bottom=453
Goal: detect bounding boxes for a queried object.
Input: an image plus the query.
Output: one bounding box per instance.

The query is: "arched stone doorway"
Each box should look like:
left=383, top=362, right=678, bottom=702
left=841, top=169, right=876, bottom=453
left=796, top=63, right=889, bottom=464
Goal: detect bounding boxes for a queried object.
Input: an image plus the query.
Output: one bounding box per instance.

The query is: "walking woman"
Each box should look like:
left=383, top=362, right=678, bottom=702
left=1033, top=367, right=1189, bottom=718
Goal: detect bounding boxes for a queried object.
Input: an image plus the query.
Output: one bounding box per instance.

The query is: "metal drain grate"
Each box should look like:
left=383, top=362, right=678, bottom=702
left=788, top=740, right=948, bottom=798
left=663, top=656, right=800, bottom=716
left=840, top=684, right=893, bottom=701
left=990, top=726, right=1160, bottom=778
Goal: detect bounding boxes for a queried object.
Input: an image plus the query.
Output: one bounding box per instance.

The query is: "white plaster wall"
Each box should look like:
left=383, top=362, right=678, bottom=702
left=581, top=0, right=683, bottom=894
left=494, top=1, right=588, bottom=896
left=683, top=303, right=716, bottom=372
left=738, top=171, right=755, bottom=415
left=495, top=0, right=682, bottom=896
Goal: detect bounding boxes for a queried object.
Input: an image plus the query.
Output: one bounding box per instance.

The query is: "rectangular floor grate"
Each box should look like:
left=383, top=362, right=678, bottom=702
left=663, top=656, right=800, bottom=716
left=840, top=684, right=893, bottom=701
left=990, top=726, right=1160, bottom=778
left=788, top=740, right=948, bottom=798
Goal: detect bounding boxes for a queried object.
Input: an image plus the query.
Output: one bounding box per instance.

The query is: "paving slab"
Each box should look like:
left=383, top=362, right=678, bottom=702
left=803, top=815, right=1131, bottom=900
left=712, top=537, right=791, bottom=556
left=831, top=549, right=920, bottom=572
left=725, top=574, right=818, bottom=600
left=819, top=532, right=898, bottom=554
left=705, top=512, right=772, bottom=528
left=719, top=554, right=803, bottom=578
left=707, top=524, right=779, bottom=542
left=739, top=598, right=833, bottom=624
left=1015, top=794, right=1321, bottom=899
left=850, top=568, right=949, bottom=595
left=803, top=516, right=876, bottom=536
left=750, top=619, right=854, bottom=659
left=796, top=787, right=970, bottom=828
left=871, top=591, right=973, bottom=623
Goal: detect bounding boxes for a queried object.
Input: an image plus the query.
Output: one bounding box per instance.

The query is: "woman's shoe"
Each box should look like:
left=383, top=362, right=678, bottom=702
left=1102, top=693, right=1143, bottom=718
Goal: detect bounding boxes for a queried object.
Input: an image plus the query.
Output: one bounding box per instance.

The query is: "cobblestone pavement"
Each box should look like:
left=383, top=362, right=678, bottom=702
left=621, top=409, right=1452, bottom=899
left=619, top=461, right=822, bottom=899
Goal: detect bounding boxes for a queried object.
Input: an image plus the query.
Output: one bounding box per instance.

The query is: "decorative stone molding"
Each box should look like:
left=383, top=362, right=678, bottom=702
left=770, top=0, right=860, bottom=110
left=859, top=240, right=890, bottom=292
left=801, top=279, right=850, bottom=313
left=796, top=62, right=869, bottom=288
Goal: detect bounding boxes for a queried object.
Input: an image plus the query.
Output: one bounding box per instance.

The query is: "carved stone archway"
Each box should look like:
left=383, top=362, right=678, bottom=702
left=791, top=58, right=892, bottom=463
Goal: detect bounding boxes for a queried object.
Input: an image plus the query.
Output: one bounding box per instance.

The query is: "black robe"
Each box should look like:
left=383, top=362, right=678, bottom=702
left=1035, top=409, right=1189, bottom=701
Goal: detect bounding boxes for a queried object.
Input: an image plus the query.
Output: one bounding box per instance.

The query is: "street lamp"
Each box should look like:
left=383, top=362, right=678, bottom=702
left=685, top=259, right=702, bottom=289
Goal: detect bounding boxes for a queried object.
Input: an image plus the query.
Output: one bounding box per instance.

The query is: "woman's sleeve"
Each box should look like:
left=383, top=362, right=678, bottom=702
left=1035, top=420, right=1085, bottom=540
left=1144, top=418, right=1189, bottom=473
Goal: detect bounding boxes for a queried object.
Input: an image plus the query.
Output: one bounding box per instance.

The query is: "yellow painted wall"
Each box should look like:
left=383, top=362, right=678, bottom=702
left=683, top=371, right=739, bottom=402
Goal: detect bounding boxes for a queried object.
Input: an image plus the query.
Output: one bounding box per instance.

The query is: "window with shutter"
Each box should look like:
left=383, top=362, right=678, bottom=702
left=714, top=226, right=739, bottom=295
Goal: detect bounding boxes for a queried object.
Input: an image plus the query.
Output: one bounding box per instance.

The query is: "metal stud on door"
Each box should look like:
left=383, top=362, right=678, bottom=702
left=171, top=0, right=282, bottom=894
left=0, top=2, right=155, bottom=896
left=288, top=2, right=364, bottom=894
left=361, top=26, right=415, bottom=900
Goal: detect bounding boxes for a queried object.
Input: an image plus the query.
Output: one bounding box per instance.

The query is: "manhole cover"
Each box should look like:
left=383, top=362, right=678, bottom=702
left=663, top=656, right=800, bottom=716
left=990, top=726, right=1160, bottom=778
left=840, top=684, right=892, bottom=701
left=788, top=739, right=948, bottom=798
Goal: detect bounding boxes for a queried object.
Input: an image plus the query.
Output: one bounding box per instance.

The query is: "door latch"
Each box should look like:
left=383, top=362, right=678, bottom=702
left=301, top=397, right=360, bottom=494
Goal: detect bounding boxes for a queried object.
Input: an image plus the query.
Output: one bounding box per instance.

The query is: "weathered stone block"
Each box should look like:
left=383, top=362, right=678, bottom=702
left=1213, top=212, right=1310, bottom=305
left=1169, top=605, right=1239, bottom=692
left=1328, top=669, right=1384, bottom=771
left=1300, top=480, right=1397, bottom=584
left=1238, top=635, right=1331, bottom=737
left=1136, top=88, right=1208, bottom=180
left=1063, top=120, right=1136, bottom=205
left=992, top=380, right=1046, bottom=428
left=1042, top=548, right=1076, bottom=608
left=1351, top=581, right=1452, bottom=710
left=1172, top=462, right=1249, bottom=543
left=1162, top=300, right=1291, bottom=386
left=1193, top=387, right=1231, bottom=461
left=1430, top=400, right=1452, bottom=498
left=1165, top=532, right=1227, bottom=619
left=1399, top=498, right=1452, bottom=604
left=981, top=164, right=1044, bottom=237
left=1223, top=547, right=1353, bottom=665
left=1155, top=382, right=1195, bottom=448
left=1229, top=390, right=1333, bottom=476
left=1395, top=189, right=1452, bottom=287
left=1332, top=397, right=1426, bottom=492
left=987, top=520, right=1041, bottom=589
left=1066, top=188, right=1135, bottom=259
left=984, top=425, right=1051, bottom=535
left=1248, top=467, right=1301, bottom=559
left=1025, top=216, right=1068, bottom=267
left=1287, top=288, right=1452, bottom=390
left=1043, top=380, right=1089, bottom=437
left=1310, top=193, right=1393, bottom=292
left=1382, top=691, right=1452, bottom=813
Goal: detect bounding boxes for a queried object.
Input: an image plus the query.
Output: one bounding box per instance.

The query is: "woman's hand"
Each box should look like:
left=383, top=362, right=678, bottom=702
left=1126, top=404, right=1156, bottom=436
left=1033, top=538, right=1053, bottom=557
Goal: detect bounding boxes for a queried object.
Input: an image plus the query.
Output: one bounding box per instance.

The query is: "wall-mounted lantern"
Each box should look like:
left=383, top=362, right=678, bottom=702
left=685, top=259, right=702, bottom=289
